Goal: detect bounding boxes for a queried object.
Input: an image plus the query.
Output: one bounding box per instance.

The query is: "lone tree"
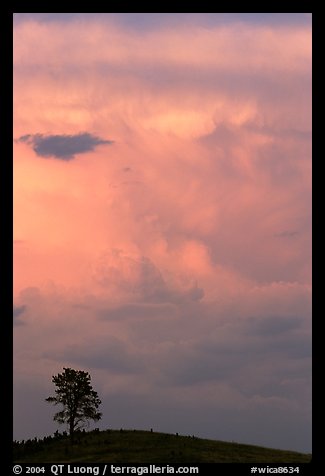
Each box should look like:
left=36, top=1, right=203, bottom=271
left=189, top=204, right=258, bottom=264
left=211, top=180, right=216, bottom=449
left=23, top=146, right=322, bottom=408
left=46, top=367, right=102, bottom=442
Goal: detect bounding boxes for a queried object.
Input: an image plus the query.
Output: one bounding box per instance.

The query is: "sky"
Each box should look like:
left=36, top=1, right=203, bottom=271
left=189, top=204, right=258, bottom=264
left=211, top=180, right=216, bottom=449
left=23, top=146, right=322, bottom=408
left=13, top=13, right=312, bottom=453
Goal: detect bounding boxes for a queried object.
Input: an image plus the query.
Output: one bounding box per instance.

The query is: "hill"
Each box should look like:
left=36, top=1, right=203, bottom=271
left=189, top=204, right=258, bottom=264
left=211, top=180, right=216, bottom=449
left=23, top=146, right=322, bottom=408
left=13, top=429, right=311, bottom=464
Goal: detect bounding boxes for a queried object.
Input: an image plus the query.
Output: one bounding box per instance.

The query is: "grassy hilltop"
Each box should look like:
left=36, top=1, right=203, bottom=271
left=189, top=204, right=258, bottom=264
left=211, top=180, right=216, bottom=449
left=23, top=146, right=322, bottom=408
left=13, top=429, right=311, bottom=464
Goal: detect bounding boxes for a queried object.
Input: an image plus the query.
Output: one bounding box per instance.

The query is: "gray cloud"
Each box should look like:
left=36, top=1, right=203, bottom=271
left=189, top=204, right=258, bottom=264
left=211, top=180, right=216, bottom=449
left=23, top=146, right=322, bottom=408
left=16, top=132, right=113, bottom=160
left=13, top=305, right=27, bottom=326
left=274, top=230, right=299, bottom=238
left=134, top=309, right=311, bottom=392
left=13, top=13, right=312, bottom=30
left=13, top=285, right=311, bottom=452
left=97, top=302, right=178, bottom=321
left=43, top=336, right=145, bottom=374
left=248, top=315, right=303, bottom=336
left=93, top=250, right=204, bottom=304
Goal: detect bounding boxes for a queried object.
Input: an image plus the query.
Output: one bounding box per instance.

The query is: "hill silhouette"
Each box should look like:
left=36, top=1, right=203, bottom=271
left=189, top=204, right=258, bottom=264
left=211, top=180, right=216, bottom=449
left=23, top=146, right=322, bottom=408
left=13, top=429, right=311, bottom=464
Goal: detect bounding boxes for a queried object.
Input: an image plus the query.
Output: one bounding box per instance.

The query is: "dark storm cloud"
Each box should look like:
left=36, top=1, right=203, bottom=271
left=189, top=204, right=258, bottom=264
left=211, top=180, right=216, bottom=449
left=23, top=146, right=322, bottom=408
left=13, top=305, right=27, bottom=326
left=16, top=132, right=114, bottom=160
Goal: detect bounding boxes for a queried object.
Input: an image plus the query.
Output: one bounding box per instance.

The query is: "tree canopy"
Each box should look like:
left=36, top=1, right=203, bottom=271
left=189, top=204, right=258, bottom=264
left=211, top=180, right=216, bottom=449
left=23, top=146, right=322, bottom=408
left=46, top=367, right=102, bottom=442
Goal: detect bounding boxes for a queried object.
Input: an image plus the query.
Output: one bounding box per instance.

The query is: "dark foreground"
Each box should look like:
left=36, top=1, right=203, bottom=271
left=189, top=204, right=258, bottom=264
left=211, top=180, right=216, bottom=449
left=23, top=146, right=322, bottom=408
left=13, top=429, right=312, bottom=463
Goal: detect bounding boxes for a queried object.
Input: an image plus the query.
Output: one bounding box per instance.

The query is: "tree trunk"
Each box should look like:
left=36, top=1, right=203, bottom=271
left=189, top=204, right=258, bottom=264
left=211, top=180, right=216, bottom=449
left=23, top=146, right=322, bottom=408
left=69, top=418, right=74, bottom=444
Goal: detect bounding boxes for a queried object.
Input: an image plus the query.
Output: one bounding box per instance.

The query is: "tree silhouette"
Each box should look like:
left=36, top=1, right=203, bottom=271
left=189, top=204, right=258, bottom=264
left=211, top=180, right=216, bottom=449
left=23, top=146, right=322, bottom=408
left=46, top=367, right=102, bottom=442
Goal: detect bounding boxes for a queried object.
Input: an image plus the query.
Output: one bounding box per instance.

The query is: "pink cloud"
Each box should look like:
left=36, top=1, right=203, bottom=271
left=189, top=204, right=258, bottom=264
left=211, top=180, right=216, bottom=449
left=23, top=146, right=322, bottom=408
left=13, top=14, right=311, bottom=452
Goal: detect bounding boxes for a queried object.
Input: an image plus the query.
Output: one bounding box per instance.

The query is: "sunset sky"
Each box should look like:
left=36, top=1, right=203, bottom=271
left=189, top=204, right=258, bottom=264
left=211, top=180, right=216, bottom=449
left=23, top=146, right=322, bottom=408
left=13, top=13, right=312, bottom=453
